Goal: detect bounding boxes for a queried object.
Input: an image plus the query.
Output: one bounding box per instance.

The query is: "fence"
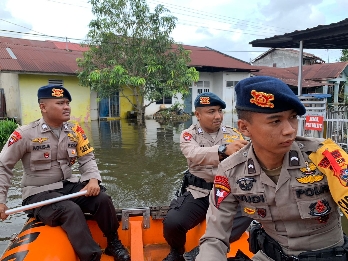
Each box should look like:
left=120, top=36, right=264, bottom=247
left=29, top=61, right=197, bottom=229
left=298, top=95, right=348, bottom=150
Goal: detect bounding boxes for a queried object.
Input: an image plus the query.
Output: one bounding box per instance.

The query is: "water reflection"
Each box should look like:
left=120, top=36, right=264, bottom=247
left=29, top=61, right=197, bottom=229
left=1, top=113, right=347, bottom=254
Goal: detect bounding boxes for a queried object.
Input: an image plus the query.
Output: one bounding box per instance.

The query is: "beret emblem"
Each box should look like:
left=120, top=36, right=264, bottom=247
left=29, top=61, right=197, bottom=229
left=200, top=96, right=210, bottom=105
left=250, top=90, right=274, bottom=108
left=52, top=88, right=64, bottom=98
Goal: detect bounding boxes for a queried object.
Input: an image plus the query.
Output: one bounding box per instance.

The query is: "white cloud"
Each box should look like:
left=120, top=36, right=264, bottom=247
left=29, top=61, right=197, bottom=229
left=2, top=0, right=347, bottom=62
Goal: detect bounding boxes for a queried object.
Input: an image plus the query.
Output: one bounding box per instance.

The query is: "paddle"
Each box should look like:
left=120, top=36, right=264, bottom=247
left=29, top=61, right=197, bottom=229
left=4, top=190, right=87, bottom=215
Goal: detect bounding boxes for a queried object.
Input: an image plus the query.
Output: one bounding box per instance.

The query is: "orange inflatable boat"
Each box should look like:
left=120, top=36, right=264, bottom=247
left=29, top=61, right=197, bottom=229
left=0, top=206, right=253, bottom=261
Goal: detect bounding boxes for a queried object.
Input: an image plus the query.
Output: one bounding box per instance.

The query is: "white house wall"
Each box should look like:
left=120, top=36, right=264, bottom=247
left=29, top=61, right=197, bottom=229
left=223, top=72, right=250, bottom=113
left=253, top=50, right=303, bottom=68
left=143, top=71, right=251, bottom=116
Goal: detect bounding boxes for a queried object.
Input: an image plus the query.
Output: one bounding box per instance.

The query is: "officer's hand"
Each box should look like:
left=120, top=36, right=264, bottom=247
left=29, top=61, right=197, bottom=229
left=81, top=178, right=100, bottom=197
left=225, top=140, right=249, bottom=156
left=0, top=203, right=9, bottom=221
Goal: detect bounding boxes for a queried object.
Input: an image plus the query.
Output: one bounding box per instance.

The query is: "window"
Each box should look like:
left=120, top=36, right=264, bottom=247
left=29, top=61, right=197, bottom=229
left=155, top=88, right=172, bottom=104
left=226, top=81, right=239, bottom=88
left=156, top=96, right=172, bottom=104
left=196, top=81, right=210, bottom=93
left=48, top=79, right=63, bottom=86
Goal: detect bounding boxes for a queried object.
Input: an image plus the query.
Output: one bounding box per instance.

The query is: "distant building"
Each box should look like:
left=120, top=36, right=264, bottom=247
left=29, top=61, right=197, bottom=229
left=251, top=48, right=325, bottom=68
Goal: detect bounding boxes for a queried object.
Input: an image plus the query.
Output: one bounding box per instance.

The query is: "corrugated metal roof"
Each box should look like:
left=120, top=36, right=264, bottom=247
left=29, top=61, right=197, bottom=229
left=0, top=37, right=82, bottom=74
left=182, top=45, right=255, bottom=70
left=252, top=62, right=348, bottom=87
left=250, top=18, right=348, bottom=49
left=0, top=36, right=255, bottom=75
left=288, top=62, right=348, bottom=80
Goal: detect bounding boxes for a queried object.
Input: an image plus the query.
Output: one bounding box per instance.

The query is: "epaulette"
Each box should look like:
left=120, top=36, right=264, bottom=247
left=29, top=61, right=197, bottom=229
left=219, top=144, right=250, bottom=172
left=294, top=136, right=324, bottom=154
left=19, top=119, right=40, bottom=132
left=188, top=124, right=196, bottom=131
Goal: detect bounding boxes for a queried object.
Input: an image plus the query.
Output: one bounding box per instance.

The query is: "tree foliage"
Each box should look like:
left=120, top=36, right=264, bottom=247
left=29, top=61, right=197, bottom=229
left=77, top=0, right=199, bottom=122
left=339, top=49, right=348, bottom=62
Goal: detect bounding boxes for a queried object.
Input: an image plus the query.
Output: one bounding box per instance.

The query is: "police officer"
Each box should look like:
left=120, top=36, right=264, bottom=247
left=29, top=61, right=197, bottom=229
left=0, top=85, right=130, bottom=261
left=196, top=76, right=348, bottom=261
left=162, top=92, right=253, bottom=261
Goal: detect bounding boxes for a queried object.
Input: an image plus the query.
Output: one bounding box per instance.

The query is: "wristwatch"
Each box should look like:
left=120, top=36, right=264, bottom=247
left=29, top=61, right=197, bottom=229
left=218, top=144, right=227, bottom=158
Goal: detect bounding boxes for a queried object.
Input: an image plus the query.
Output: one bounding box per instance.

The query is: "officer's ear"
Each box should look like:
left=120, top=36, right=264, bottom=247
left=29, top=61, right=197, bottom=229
left=237, top=119, right=251, bottom=137
left=39, top=101, right=47, bottom=112
left=194, top=108, right=200, bottom=120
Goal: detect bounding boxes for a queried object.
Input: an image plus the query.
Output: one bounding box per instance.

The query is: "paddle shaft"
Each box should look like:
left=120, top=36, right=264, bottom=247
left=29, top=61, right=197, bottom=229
left=4, top=190, right=87, bottom=215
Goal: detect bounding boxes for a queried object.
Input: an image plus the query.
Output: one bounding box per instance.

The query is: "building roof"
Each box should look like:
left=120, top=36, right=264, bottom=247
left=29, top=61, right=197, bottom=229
left=251, top=48, right=325, bottom=64
left=0, top=36, right=256, bottom=75
left=252, top=62, right=348, bottom=88
left=0, top=37, right=83, bottom=75
left=249, top=18, right=348, bottom=49
left=182, top=45, right=256, bottom=71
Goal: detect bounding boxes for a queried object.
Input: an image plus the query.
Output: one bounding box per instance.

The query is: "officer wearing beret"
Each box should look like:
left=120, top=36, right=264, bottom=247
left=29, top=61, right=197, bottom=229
left=196, top=76, right=348, bottom=261
left=0, top=84, right=130, bottom=261
left=162, top=92, right=252, bottom=261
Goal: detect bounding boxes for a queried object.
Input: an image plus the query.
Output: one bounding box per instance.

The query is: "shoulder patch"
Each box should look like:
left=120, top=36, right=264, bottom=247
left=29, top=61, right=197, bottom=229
left=182, top=132, right=193, bottom=141
left=8, top=130, right=22, bottom=147
left=213, top=175, right=231, bottom=208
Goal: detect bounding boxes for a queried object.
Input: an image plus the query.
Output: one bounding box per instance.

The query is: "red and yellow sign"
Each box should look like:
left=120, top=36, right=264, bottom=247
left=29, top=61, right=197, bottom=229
left=305, top=116, right=324, bottom=131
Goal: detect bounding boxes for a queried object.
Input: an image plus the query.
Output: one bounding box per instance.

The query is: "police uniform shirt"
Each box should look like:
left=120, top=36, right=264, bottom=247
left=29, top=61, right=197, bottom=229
left=180, top=122, right=243, bottom=199
left=0, top=118, right=101, bottom=203
left=196, top=136, right=344, bottom=261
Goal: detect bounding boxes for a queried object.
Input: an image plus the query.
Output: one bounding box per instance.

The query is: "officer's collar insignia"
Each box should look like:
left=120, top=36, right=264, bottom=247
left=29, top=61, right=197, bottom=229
left=297, top=161, right=324, bottom=184
left=247, top=159, right=256, bottom=174
left=257, top=208, right=266, bottom=218
left=213, top=176, right=231, bottom=209
left=197, top=127, right=203, bottom=134
left=8, top=131, right=22, bottom=147
left=309, top=199, right=331, bottom=223
left=289, top=151, right=300, bottom=166
left=200, top=96, right=210, bottom=105
left=250, top=90, right=274, bottom=108
left=221, top=126, right=227, bottom=132
left=44, top=152, right=50, bottom=158
left=244, top=207, right=255, bottom=215
left=41, top=123, right=49, bottom=131
left=32, top=137, right=48, bottom=143
left=183, top=132, right=192, bottom=141
left=52, top=88, right=64, bottom=98
left=320, top=149, right=348, bottom=186
left=63, top=123, right=69, bottom=130
left=236, top=177, right=256, bottom=191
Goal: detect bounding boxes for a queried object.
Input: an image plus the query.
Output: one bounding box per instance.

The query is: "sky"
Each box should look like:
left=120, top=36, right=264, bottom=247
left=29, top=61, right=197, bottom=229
left=1, top=0, right=347, bottom=63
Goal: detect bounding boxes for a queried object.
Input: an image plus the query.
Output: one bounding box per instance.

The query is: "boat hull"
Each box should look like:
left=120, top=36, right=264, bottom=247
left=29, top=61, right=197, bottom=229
left=0, top=207, right=253, bottom=261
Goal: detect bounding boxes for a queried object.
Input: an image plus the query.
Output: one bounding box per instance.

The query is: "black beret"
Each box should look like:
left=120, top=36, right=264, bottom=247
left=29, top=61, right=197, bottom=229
left=235, top=76, right=306, bottom=115
left=37, top=84, right=72, bottom=102
left=194, top=92, right=226, bottom=109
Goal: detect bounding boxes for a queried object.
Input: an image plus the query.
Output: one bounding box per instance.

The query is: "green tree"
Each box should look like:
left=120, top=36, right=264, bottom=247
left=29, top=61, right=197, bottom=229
left=339, top=49, right=348, bottom=62
left=77, top=0, right=199, bottom=123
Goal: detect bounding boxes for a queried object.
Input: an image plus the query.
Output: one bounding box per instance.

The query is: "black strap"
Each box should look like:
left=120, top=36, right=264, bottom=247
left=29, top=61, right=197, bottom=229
left=176, top=170, right=213, bottom=197
left=184, top=171, right=213, bottom=190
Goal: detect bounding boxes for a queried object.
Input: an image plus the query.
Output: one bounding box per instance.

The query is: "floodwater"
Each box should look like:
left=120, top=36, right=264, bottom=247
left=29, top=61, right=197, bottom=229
left=0, top=113, right=347, bottom=254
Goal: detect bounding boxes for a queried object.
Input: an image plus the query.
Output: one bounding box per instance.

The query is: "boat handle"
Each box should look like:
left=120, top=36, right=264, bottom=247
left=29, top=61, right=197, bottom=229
left=121, top=207, right=150, bottom=230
